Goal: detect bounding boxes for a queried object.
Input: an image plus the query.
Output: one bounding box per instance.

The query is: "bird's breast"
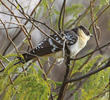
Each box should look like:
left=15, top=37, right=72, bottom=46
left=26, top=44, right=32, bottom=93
left=69, top=37, right=87, bottom=57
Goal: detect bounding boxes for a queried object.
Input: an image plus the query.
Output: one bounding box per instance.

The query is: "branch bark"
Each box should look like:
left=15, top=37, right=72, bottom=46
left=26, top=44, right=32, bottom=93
left=57, top=44, right=70, bottom=100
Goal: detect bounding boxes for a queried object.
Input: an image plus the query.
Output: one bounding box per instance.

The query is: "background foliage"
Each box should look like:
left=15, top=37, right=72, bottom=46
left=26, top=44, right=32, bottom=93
left=0, top=0, right=110, bottom=100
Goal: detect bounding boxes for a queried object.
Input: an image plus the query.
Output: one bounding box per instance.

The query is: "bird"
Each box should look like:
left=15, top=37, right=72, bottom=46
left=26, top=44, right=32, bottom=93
left=15, top=25, right=92, bottom=64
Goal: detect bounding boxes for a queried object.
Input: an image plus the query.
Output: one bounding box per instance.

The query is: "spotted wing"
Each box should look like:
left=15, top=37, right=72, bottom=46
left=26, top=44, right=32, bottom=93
left=23, top=34, right=63, bottom=62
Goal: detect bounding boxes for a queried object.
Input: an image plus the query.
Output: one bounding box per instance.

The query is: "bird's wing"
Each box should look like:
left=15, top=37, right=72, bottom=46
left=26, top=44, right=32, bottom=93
left=22, top=34, right=63, bottom=62
left=30, top=35, right=63, bottom=56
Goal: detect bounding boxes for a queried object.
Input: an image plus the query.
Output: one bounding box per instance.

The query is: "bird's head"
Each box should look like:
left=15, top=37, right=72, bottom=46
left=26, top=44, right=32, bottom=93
left=73, top=25, right=92, bottom=41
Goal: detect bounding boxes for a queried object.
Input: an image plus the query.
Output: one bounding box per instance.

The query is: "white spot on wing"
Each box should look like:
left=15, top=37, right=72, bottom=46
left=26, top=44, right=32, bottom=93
left=48, top=38, right=58, bottom=52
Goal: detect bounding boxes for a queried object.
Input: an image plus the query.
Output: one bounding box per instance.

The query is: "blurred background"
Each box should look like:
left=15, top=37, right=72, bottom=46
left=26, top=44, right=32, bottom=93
left=0, top=0, right=110, bottom=100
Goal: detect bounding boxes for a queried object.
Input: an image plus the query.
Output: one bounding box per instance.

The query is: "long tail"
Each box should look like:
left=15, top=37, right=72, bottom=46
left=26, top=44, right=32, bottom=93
left=14, top=53, right=37, bottom=65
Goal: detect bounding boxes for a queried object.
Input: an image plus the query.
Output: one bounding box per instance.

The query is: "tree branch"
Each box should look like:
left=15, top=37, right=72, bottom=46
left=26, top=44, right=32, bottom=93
left=57, top=43, right=70, bottom=100
left=58, top=0, right=66, bottom=32
left=66, top=58, right=110, bottom=83
left=70, top=40, right=110, bottom=60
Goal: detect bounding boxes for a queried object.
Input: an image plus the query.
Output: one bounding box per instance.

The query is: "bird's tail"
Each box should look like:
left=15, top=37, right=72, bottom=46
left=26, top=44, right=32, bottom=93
left=14, top=53, right=36, bottom=65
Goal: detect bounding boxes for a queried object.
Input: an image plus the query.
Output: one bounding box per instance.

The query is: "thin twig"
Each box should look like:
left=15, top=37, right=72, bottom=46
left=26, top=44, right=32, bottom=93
left=6, top=2, right=53, bottom=99
left=0, top=11, right=63, bottom=40
left=57, top=43, right=70, bottom=100
left=62, top=0, right=66, bottom=31
left=1, top=0, right=64, bottom=49
left=58, top=0, right=66, bottom=32
left=70, top=40, right=110, bottom=60
left=0, top=26, right=19, bottom=30
left=31, top=0, right=42, bottom=15
left=0, top=60, right=15, bottom=88
left=1, top=0, right=42, bottom=55
left=67, top=0, right=96, bottom=29
left=46, top=59, right=56, bottom=76
left=0, top=19, right=19, bottom=55
left=14, top=0, right=63, bottom=40
left=0, top=1, right=29, bottom=75
left=7, top=0, right=62, bottom=40
left=66, top=58, right=110, bottom=83
left=6, top=0, right=33, bottom=49
left=90, top=1, right=102, bottom=54
left=15, top=0, right=25, bottom=14
left=90, top=82, right=109, bottom=100
left=90, top=90, right=109, bottom=100
left=66, top=57, right=102, bottom=99
left=89, top=5, right=110, bottom=30
left=78, top=54, right=93, bottom=70
left=0, top=60, right=5, bottom=72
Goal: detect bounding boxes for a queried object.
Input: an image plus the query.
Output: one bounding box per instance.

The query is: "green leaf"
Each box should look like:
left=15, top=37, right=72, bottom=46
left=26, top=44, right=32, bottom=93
left=4, top=60, right=21, bottom=75
left=5, top=53, right=18, bottom=58
left=0, top=54, right=9, bottom=63
left=100, top=0, right=109, bottom=8
left=65, top=4, right=83, bottom=15
left=16, top=4, right=20, bottom=10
